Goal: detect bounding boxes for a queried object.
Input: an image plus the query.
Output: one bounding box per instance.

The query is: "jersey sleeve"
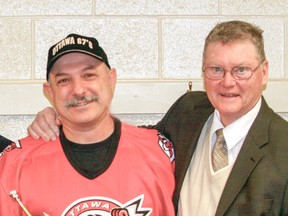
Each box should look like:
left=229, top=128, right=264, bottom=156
left=0, top=168, right=22, bottom=215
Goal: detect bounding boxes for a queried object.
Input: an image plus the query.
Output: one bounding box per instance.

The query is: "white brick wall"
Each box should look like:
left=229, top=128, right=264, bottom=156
left=0, top=0, right=287, bottom=140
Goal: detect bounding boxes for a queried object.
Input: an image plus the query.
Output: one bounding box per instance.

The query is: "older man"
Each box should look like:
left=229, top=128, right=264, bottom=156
left=156, top=20, right=288, bottom=215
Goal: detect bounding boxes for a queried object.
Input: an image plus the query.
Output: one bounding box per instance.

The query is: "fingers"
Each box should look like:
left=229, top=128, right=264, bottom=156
left=28, top=123, right=43, bottom=140
left=28, top=119, right=56, bottom=141
left=27, top=107, right=60, bottom=141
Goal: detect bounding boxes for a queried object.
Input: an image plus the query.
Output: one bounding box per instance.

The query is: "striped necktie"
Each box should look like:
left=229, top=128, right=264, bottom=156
left=212, top=128, right=228, bottom=172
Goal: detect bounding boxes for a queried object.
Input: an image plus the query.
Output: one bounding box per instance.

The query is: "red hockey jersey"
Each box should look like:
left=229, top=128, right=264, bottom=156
left=0, top=123, right=175, bottom=215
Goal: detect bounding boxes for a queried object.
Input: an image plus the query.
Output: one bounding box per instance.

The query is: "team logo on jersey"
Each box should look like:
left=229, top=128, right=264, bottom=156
left=157, top=132, right=175, bottom=163
left=61, top=194, right=151, bottom=216
left=0, top=141, right=21, bottom=157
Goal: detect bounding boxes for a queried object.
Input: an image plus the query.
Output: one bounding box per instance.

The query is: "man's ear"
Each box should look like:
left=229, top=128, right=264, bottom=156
left=109, top=68, right=117, bottom=94
left=261, top=60, right=269, bottom=87
left=43, top=82, right=54, bottom=106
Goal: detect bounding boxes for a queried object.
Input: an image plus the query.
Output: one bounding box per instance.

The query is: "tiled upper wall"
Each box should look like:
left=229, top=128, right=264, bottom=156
left=0, top=1, right=92, bottom=16
left=0, top=0, right=287, bottom=82
left=1, top=0, right=287, bottom=16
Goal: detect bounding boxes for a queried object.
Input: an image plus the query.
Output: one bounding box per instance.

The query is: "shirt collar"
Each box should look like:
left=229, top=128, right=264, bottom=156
left=210, top=98, right=262, bottom=151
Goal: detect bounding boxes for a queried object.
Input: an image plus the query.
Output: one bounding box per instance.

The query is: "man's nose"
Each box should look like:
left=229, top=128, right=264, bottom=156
left=220, top=70, right=237, bottom=87
left=72, top=80, right=86, bottom=96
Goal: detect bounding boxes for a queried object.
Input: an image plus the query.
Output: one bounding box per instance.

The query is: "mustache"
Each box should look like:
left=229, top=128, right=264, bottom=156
left=65, top=95, right=99, bottom=108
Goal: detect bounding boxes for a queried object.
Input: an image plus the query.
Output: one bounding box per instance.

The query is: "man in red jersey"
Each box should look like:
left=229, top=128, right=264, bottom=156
left=0, top=33, right=175, bottom=215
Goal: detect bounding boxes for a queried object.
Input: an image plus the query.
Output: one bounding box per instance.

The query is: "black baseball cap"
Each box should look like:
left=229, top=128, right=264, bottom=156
left=46, top=33, right=111, bottom=81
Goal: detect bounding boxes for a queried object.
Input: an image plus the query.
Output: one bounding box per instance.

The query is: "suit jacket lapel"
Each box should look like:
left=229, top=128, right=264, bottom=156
left=216, top=98, right=271, bottom=216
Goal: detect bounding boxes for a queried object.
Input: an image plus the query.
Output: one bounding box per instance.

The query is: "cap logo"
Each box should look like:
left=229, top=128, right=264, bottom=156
left=46, top=33, right=111, bottom=80
left=52, top=36, right=94, bottom=56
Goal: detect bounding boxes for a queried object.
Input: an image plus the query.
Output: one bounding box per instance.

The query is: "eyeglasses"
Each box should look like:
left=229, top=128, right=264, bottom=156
left=203, top=61, right=264, bottom=80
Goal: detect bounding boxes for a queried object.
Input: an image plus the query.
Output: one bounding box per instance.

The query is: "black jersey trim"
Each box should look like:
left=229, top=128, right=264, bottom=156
left=60, top=117, right=121, bottom=179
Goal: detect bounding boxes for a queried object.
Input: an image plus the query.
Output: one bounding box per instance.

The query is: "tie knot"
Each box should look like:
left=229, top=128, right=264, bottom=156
left=215, top=128, right=225, bottom=148
left=216, top=128, right=223, bottom=138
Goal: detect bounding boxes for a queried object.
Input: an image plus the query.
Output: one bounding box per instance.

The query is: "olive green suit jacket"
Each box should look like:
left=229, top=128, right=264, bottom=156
left=156, top=91, right=288, bottom=216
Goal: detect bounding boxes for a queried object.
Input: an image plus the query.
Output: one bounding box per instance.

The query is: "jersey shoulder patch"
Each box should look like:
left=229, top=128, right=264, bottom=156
left=0, top=141, right=21, bottom=157
left=157, top=132, right=175, bottom=162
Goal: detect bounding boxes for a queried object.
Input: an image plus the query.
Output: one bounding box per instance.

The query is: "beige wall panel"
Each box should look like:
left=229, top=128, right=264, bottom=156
left=222, top=0, right=288, bottom=15
left=0, top=0, right=92, bottom=16
left=96, top=0, right=218, bottom=15
left=0, top=19, right=32, bottom=79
